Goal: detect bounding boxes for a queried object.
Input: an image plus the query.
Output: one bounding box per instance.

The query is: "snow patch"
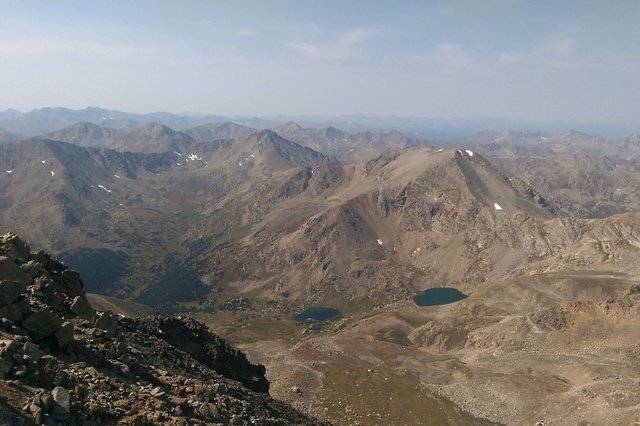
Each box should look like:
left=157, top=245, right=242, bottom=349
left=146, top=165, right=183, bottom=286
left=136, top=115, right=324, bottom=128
left=377, top=239, right=383, bottom=245
left=176, top=163, right=181, bottom=166
left=457, top=149, right=462, bottom=154
left=251, top=153, right=255, bottom=158
left=174, top=152, right=182, bottom=156
left=6, top=170, right=12, bottom=174
left=50, top=170, right=55, bottom=176
left=238, top=162, right=242, bottom=166
left=494, top=203, right=503, bottom=210
left=114, top=174, right=120, bottom=178
left=41, top=160, right=45, bottom=164
left=97, top=184, right=112, bottom=193
left=187, top=153, right=201, bottom=161
left=465, top=149, right=474, bottom=157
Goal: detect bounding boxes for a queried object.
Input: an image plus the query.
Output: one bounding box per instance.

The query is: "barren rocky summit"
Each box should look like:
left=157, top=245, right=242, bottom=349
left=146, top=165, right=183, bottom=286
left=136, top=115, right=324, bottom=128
left=0, top=232, right=325, bottom=425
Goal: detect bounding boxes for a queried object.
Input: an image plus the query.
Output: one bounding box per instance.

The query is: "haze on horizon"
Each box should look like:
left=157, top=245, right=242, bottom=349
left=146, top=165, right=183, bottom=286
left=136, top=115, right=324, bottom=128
left=1, top=0, right=639, bottom=127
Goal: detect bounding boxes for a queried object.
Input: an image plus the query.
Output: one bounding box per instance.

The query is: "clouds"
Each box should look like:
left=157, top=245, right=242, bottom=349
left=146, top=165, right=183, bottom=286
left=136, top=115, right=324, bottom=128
left=496, top=37, right=580, bottom=69
left=498, top=52, right=522, bottom=64
left=0, top=38, right=149, bottom=59
left=424, top=42, right=474, bottom=67
left=288, top=29, right=372, bottom=60
left=554, top=38, right=576, bottom=56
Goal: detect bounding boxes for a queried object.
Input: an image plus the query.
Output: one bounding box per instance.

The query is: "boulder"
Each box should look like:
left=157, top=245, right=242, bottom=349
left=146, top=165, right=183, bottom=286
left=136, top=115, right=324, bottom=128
left=54, top=321, right=74, bottom=347
left=0, top=296, right=29, bottom=322
left=70, top=295, right=96, bottom=320
left=0, top=233, right=30, bottom=259
left=20, top=260, right=43, bottom=279
left=0, top=256, right=29, bottom=283
left=95, top=312, right=118, bottom=339
left=21, top=309, right=61, bottom=338
left=22, top=341, right=43, bottom=361
left=0, top=340, right=16, bottom=378
left=0, top=280, right=27, bottom=306
left=62, top=270, right=83, bottom=296
left=198, top=402, right=220, bottom=421
left=51, top=386, right=70, bottom=421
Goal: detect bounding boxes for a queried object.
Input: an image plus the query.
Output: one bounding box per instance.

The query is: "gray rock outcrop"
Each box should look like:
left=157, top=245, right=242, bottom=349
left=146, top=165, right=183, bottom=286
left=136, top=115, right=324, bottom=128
left=0, top=233, right=327, bottom=425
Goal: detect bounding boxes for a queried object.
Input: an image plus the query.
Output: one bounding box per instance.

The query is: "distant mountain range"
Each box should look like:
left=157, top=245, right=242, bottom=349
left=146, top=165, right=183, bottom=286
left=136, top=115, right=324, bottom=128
left=25, top=119, right=423, bottom=162
left=1, top=106, right=638, bottom=139
left=3, top=121, right=640, bottom=310
left=3, top=106, right=640, bottom=424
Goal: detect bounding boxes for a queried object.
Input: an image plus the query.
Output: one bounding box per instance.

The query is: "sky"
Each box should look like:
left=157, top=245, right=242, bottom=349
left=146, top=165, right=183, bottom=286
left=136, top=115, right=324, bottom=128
left=1, top=0, right=639, bottom=125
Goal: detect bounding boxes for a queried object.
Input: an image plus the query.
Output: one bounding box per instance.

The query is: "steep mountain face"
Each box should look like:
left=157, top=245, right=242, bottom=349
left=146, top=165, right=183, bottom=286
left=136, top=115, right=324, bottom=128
left=494, top=155, right=640, bottom=218
left=186, top=147, right=579, bottom=314
left=456, top=129, right=610, bottom=158
left=125, top=123, right=197, bottom=153
left=454, top=130, right=640, bottom=218
left=0, top=138, right=186, bottom=297
left=0, top=128, right=18, bottom=145
left=44, top=122, right=123, bottom=148
left=273, top=122, right=420, bottom=162
left=0, top=138, right=174, bottom=235
left=0, top=132, right=329, bottom=304
left=235, top=130, right=328, bottom=171
left=186, top=122, right=258, bottom=141
left=45, top=122, right=198, bottom=153
left=2, top=128, right=639, bottom=319
left=0, top=233, right=324, bottom=425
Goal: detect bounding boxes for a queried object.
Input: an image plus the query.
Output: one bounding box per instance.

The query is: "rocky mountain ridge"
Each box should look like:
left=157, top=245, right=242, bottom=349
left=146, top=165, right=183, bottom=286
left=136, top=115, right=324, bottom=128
left=2, top=124, right=640, bottom=313
left=452, top=130, right=640, bottom=218
left=4, top=133, right=639, bottom=315
left=0, top=232, right=325, bottom=425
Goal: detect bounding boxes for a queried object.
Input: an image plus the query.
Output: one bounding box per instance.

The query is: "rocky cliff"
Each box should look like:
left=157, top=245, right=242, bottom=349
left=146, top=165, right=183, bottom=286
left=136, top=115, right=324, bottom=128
left=0, top=233, right=325, bottom=425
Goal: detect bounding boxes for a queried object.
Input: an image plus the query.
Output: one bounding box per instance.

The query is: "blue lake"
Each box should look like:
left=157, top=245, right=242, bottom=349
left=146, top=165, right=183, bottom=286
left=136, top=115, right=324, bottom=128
left=414, top=288, right=467, bottom=306
left=293, top=307, right=340, bottom=322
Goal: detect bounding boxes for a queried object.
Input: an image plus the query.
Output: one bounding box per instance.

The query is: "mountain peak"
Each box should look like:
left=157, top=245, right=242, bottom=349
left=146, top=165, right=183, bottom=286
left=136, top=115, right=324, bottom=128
left=138, top=122, right=177, bottom=136
left=73, top=121, right=103, bottom=132
left=185, top=121, right=257, bottom=141
left=277, top=121, right=303, bottom=132
left=237, top=129, right=327, bottom=170
left=324, top=126, right=345, bottom=138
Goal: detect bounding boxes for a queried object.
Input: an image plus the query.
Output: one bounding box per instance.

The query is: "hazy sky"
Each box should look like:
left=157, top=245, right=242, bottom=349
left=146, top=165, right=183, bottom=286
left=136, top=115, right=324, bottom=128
left=1, top=0, right=639, bottom=124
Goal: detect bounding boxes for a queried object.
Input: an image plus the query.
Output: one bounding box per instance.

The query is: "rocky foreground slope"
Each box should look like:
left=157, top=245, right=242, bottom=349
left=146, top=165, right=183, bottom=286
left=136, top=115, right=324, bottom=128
left=0, top=233, right=324, bottom=425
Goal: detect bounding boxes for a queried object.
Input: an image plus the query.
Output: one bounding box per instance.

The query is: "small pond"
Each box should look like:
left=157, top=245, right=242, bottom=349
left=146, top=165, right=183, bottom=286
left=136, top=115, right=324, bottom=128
left=293, top=307, right=340, bottom=322
left=414, top=287, right=467, bottom=307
